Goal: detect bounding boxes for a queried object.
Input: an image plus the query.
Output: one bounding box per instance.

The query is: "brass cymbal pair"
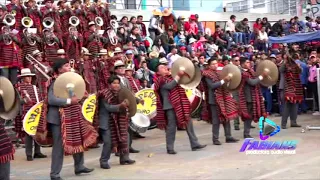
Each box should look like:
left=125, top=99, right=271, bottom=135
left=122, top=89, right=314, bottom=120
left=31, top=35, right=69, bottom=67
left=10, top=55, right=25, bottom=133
left=0, top=76, right=20, bottom=120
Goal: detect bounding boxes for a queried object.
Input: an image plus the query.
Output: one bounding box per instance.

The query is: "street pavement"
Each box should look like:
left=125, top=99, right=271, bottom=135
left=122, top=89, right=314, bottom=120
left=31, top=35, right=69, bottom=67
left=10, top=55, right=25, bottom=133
left=10, top=114, right=320, bottom=180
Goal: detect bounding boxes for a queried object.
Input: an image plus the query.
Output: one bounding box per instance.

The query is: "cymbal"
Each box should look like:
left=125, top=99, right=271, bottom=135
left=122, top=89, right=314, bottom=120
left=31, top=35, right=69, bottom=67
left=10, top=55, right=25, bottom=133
left=219, top=64, right=242, bottom=91
left=53, top=72, right=86, bottom=99
left=256, top=60, right=279, bottom=87
left=118, top=88, right=137, bottom=117
left=180, top=65, right=202, bottom=89
left=0, top=76, right=15, bottom=112
left=171, top=57, right=195, bottom=84
left=0, top=89, right=21, bottom=120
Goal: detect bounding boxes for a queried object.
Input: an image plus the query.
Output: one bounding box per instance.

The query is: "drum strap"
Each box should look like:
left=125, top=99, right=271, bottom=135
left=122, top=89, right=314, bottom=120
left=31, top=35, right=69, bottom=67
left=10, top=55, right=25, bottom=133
left=33, top=85, right=39, bottom=103
left=132, top=78, right=139, bottom=92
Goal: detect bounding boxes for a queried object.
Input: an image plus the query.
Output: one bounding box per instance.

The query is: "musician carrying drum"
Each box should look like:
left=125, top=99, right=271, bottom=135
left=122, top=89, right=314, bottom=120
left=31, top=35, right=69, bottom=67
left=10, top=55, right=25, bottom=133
left=15, top=68, right=47, bottom=161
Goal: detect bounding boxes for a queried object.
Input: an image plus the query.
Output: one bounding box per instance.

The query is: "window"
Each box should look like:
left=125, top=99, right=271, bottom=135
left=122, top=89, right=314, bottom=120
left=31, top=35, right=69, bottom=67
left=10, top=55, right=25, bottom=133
left=253, top=0, right=265, bottom=8
left=226, top=0, right=249, bottom=13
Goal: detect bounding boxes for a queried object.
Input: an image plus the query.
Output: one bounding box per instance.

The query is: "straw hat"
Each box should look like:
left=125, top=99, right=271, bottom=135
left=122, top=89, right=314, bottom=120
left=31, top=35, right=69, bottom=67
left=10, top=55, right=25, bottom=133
left=88, top=21, right=95, bottom=26
left=31, top=49, right=42, bottom=57
left=57, top=49, right=66, bottom=55
left=152, top=9, right=163, bottom=16
left=18, top=68, right=35, bottom=77
left=99, top=49, right=108, bottom=55
left=149, top=51, right=159, bottom=59
left=114, top=60, right=125, bottom=67
left=189, top=38, right=197, bottom=44
left=162, top=8, right=172, bottom=16
left=81, top=47, right=91, bottom=56
left=114, top=47, right=122, bottom=53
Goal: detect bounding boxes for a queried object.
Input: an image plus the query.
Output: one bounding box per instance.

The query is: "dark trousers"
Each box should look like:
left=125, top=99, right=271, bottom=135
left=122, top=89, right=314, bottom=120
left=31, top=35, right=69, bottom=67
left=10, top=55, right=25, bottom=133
left=234, top=117, right=240, bottom=128
left=25, top=134, right=41, bottom=157
left=0, top=67, right=18, bottom=84
left=310, top=82, right=319, bottom=111
left=49, top=123, right=85, bottom=179
left=262, top=87, right=272, bottom=113
left=165, top=109, right=200, bottom=151
left=281, top=101, right=298, bottom=127
left=298, top=84, right=308, bottom=113
left=243, top=102, right=253, bottom=136
left=0, top=162, right=10, bottom=180
left=210, top=105, right=232, bottom=140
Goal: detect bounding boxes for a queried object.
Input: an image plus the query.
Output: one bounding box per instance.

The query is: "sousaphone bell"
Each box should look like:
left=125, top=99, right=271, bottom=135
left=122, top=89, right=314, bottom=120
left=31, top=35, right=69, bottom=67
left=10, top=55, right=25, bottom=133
left=256, top=60, right=279, bottom=87
left=53, top=72, right=86, bottom=99
left=219, top=64, right=242, bottom=91
left=118, top=88, right=137, bottom=117
left=0, top=76, right=21, bottom=120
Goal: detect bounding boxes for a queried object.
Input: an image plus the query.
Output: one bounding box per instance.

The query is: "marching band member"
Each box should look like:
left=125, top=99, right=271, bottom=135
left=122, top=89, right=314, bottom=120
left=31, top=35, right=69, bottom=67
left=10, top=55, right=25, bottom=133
left=0, top=23, right=22, bottom=84
left=201, top=58, right=239, bottom=145
left=71, top=0, right=87, bottom=34
left=42, top=28, right=61, bottom=65
left=15, top=68, right=47, bottom=161
left=230, top=55, right=241, bottom=130
left=79, top=47, right=96, bottom=94
left=58, top=0, right=72, bottom=34
left=82, top=0, right=96, bottom=22
left=21, top=25, right=42, bottom=68
left=94, top=0, right=111, bottom=29
left=153, top=60, right=206, bottom=154
left=40, top=0, right=62, bottom=38
left=0, top=117, right=14, bottom=180
left=47, top=58, right=97, bottom=179
left=113, top=60, right=143, bottom=153
left=6, top=0, right=23, bottom=30
left=125, top=66, right=141, bottom=93
left=238, top=57, right=268, bottom=138
left=96, top=49, right=111, bottom=91
left=279, top=56, right=302, bottom=129
left=24, top=0, right=42, bottom=34
left=31, top=50, right=50, bottom=99
left=98, top=75, right=138, bottom=168
left=83, top=21, right=106, bottom=56
left=64, top=20, right=83, bottom=62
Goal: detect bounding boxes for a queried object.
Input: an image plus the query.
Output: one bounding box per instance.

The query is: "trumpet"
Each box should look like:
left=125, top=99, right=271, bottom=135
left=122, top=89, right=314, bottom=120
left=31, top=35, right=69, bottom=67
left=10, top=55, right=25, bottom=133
left=25, top=54, right=51, bottom=79
left=95, top=16, right=103, bottom=27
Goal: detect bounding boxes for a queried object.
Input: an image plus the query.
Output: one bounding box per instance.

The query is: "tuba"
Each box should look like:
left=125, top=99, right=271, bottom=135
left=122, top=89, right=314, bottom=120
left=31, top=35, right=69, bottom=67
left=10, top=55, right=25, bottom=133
left=42, top=17, right=54, bottom=29
left=3, top=14, right=16, bottom=26
left=110, top=19, right=118, bottom=31
left=106, top=27, right=118, bottom=46
left=69, top=16, right=80, bottom=27
left=22, top=17, right=36, bottom=46
left=95, top=16, right=103, bottom=27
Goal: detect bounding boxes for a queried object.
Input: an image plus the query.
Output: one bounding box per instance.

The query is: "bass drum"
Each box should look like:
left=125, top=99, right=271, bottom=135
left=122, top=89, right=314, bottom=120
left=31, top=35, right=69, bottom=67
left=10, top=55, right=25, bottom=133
left=185, top=89, right=202, bottom=116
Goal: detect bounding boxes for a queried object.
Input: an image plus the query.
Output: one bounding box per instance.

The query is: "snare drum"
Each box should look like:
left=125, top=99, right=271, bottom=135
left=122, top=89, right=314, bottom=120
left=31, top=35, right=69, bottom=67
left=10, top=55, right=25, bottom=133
left=130, top=113, right=151, bottom=133
left=185, top=89, right=202, bottom=115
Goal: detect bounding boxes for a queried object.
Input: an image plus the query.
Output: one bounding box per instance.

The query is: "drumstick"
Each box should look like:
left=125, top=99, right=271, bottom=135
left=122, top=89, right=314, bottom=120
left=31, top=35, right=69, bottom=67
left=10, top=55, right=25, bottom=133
left=23, top=90, right=32, bottom=102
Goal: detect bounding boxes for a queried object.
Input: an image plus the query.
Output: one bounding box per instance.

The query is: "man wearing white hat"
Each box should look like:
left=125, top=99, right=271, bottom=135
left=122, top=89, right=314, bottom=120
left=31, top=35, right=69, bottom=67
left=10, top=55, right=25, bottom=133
left=57, top=49, right=66, bottom=59
left=83, top=21, right=106, bottom=58
left=15, top=68, right=47, bottom=161
left=79, top=47, right=96, bottom=94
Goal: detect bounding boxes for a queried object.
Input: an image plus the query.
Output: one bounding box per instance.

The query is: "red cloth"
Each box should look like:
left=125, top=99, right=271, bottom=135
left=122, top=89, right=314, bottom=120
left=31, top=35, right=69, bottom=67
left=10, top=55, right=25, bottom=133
left=0, top=41, right=22, bottom=68
left=137, top=22, right=147, bottom=37
left=162, top=14, right=177, bottom=32
left=126, top=76, right=141, bottom=93
left=184, top=21, right=198, bottom=35
left=6, top=4, right=23, bottom=31
left=64, top=33, right=83, bottom=62
left=0, top=123, right=14, bottom=164
left=73, top=9, right=88, bottom=34
left=153, top=75, right=191, bottom=130
left=27, top=7, right=42, bottom=33
left=253, top=23, right=262, bottom=31
left=238, top=69, right=265, bottom=122
left=284, top=63, right=303, bottom=103
left=98, top=89, right=129, bottom=153
left=201, top=70, right=238, bottom=123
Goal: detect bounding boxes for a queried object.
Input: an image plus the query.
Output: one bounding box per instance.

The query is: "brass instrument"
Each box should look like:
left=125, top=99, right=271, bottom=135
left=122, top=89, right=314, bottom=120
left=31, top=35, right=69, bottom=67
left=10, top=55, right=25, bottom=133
left=25, top=54, right=51, bottom=79
left=11, top=10, right=17, bottom=16
left=1, top=26, right=12, bottom=45
left=110, top=19, right=118, bottom=31
left=22, top=17, right=36, bottom=46
left=69, top=16, right=80, bottom=27
left=106, top=27, right=118, bottom=46
left=42, top=17, right=56, bottom=46
left=3, top=14, right=16, bottom=26
left=95, top=16, right=103, bottom=27
left=69, top=59, right=75, bottom=72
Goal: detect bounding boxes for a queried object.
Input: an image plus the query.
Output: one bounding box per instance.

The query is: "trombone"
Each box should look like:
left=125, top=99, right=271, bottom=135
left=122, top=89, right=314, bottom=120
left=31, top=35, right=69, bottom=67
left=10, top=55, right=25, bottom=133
left=25, top=54, right=52, bottom=80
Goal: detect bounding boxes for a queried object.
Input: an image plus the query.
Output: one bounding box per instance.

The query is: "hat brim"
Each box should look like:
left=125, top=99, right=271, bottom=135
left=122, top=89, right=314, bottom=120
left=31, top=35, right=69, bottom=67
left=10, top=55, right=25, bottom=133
left=18, top=73, right=36, bottom=77
left=162, top=10, right=172, bottom=16
left=114, top=51, right=122, bottom=53
left=99, top=53, right=108, bottom=55
left=152, top=10, right=163, bottom=16
left=84, top=53, right=92, bottom=56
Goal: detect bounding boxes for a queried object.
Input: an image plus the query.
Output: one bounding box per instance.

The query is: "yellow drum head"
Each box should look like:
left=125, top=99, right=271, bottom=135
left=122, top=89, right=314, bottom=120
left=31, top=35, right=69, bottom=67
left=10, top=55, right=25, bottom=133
left=81, top=94, right=97, bottom=123
left=23, top=101, right=43, bottom=136
left=135, top=89, right=157, bottom=118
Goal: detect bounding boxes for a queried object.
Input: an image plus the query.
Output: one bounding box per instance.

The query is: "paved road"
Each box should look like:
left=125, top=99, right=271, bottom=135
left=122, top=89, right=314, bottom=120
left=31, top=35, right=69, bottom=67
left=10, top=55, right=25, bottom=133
left=10, top=114, right=320, bottom=180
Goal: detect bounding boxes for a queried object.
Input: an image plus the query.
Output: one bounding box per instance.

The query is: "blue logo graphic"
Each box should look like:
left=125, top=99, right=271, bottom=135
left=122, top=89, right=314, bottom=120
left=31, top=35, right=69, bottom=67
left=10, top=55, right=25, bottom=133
left=258, top=116, right=281, bottom=140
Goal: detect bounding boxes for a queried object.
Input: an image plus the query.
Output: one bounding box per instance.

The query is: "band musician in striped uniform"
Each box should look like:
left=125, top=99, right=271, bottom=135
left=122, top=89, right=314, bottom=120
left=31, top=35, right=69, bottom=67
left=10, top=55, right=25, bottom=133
left=153, top=60, right=206, bottom=154
left=201, top=58, right=239, bottom=145
left=14, top=68, right=47, bottom=161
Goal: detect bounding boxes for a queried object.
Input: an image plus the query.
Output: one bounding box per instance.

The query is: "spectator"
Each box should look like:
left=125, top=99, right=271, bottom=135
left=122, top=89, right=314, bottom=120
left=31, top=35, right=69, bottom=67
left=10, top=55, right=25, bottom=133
left=257, top=26, right=268, bottom=53
left=148, top=10, right=162, bottom=41
left=261, top=17, right=272, bottom=34
left=235, top=18, right=250, bottom=45
left=308, top=55, right=320, bottom=115
left=136, top=15, right=147, bottom=38
left=226, top=15, right=242, bottom=45
left=184, top=14, right=198, bottom=38
left=271, top=19, right=284, bottom=36
left=294, top=53, right=309, bottom=114
left=195, top=14, right=204, bottom=36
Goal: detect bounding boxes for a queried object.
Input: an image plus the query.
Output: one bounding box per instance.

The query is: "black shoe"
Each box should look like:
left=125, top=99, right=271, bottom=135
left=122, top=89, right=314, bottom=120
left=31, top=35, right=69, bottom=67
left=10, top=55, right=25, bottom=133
left=250, top=125, right=255, bottom=129
left=244, top=135, right=253, bottom=138
left=291, top=124, right=301, bottom=127
left=115, top=152, right=120, bottom=156
left=51, top=177, right=64, bottom=180
left=177, top=127, right=185, bottom=131
left=75, top=167, right=94, bottom=175
left=129, top=148, right=140, bottom=153
left=167, top=150, right=177, bottom=154
left=120, top=159, right=136, bottom=165
left=100, top=164, right=111, bottom=169
left=213, top=140, right=222, bottom=145
left=226, top=137, right=239, bottom=143
left=89, top=144, right=100, bottom=149
left=192, top=144, right=206, bottom=151
left=234, top=127, right=240, bottom=130
left=34, top=153, right=47, bottom=158
left=27, top=156, right=33, bottom=161
left=281, top=126, right=287, bottom=129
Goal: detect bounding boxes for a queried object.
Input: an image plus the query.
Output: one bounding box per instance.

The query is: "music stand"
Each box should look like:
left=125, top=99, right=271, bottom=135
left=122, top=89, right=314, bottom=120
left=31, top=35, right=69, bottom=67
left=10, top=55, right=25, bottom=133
left=306, top=68, right=320, bottom=130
